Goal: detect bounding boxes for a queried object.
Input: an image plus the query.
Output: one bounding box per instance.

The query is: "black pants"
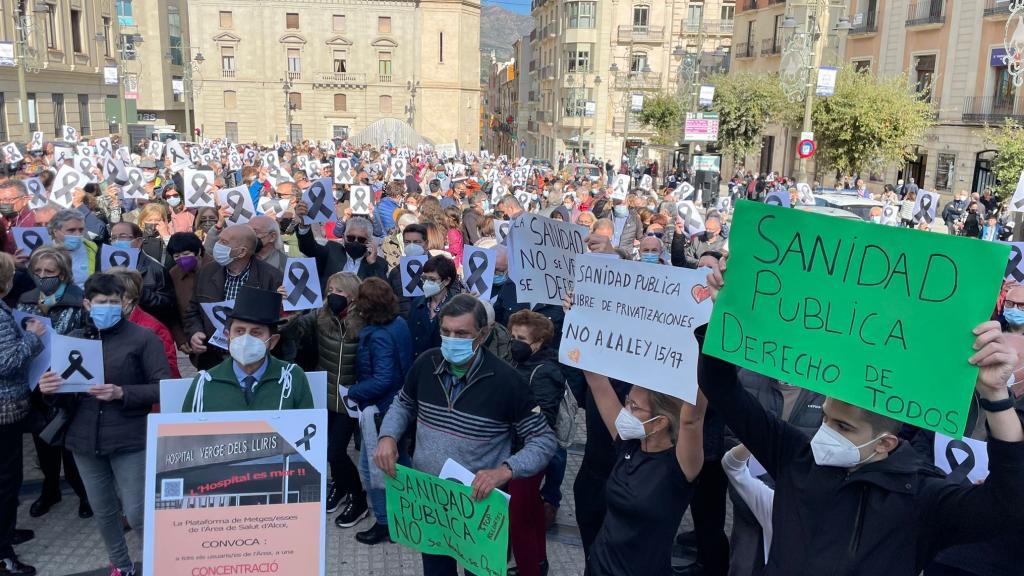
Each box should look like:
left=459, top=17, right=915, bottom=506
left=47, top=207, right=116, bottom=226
left=573, top=463, right=610, bottom=559
left=327, top=410, right=363, bottom=498
left=691, top=459, right=729, bottom=576
left=0, top=422, right=24, bottom=559
left=33, top=432, right=87, bottom=501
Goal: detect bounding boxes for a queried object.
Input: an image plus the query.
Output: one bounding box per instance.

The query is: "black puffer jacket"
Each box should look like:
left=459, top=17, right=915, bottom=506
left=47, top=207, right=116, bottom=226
left=512, top=346, right=565, bottom=429
left=281, top=308, right=361, bottom=413
left=63, top=318, right=170, bottom=456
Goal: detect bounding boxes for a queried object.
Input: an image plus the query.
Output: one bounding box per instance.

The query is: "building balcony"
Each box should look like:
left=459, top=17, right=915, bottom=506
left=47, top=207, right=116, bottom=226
left=983, top=0, right=1011, bottom=17
left=221, top=69, right=236, bottom=78
left=760, top=37, right=782, bottom=56
left=699, top=19, right=735, bottom=34
left=961, top=96, right=1024, bottom=124
left=848, top=19, right=878, bottom=35
left=611, top=71, right=662, bottom=90
left=612, top=118, right=654, bottom=134
left=616, top=25, right=665, bottom=43
left=287, top=71, right=301, bottom=81
left=735, top=41, right=756, bottom=58
left=906, top=0, right=945, bottom=27
left=378, top=74, right=392, bottom=83
left=313, top=72, right=368, bottom=88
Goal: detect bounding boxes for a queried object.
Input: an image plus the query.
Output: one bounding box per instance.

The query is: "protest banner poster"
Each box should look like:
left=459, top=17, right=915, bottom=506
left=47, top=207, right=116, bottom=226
left=143, top=409, right=327, bottom=576
left=386, top=464, right=508, bottom=576
left=462, top=245, right=496, bottom=297
left=703, top=201, right=1008, bottom=436
left=183, top=168, right=215, bottom=208
left=99, top=243, right=140, bottom=272
left=201, top=300, right=235, bottom=350
left=218, top=186, right=257, bottom=226
left=934, top=433, right=989, bottom=484
left=400, top=255, right=428, bottom=297
left=1003, top=241, right=1024, bottom=283
left=25, top=177, right=48, bottom=210
left=302, top=178, right=337, bottom=224
left=49, top=334, right=104, bottom=393
left=349, top=185, right=374, bottom=215
left=12, top=227, right=50, bottom=254
left=508, top=213, right=588, bottom=306
left=12, top=311, right=51, bottom=390
left=560, top=254, right=713, bottom=403
left=611, top=174, right=630, bottom=200
left=283, top=258, right=323, bottom=312
left=51, top=164, right=88, bottom=208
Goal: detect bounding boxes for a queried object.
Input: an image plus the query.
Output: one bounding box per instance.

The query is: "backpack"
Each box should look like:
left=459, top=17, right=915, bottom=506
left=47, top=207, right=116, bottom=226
left=528, top=366, right=578, bottom=449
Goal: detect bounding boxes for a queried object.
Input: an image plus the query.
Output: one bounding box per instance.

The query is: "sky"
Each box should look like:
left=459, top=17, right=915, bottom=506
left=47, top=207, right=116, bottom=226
left=483, top=0, right=532, bottom=15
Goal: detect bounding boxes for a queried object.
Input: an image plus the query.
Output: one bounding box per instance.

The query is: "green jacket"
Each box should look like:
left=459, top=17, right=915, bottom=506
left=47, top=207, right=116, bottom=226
left=182, top=355, right=314, bottom=412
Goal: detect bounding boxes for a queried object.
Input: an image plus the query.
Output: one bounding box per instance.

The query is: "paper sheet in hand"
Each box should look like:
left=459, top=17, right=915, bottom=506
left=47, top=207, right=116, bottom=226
left=49, top=334, right=104, bottom=392
left=12, top=311, right=51, bottom=390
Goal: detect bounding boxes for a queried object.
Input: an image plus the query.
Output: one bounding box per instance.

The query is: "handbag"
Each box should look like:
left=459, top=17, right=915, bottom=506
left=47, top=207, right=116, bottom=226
left=38, top=406, right=72, bottom=446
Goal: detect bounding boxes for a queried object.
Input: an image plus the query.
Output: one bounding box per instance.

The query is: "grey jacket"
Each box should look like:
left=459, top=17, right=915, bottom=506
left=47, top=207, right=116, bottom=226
left=0, top=302, right=43, bottom=425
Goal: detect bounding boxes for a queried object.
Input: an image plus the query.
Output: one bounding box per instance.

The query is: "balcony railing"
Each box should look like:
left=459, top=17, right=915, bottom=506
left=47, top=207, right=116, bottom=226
left=983, top=0, right=1011, bottom=16
left=701, top=19, right=735, bottom=34
left=221, top=69, right=236, bottom=78
left=616, top=25, right=665, bottom=43
left=735, top=41, right=755, bottom=58
left=611, top=70, right=663, bottom=89
left=961, top=96, right=1024, bottom=124
left=761, top=36, right=782, bottom=55
left=287, top=71, right=301, bottom=80
left=848, top=20, right=878, bottom=35
left=313, top=72, right=367, bottom=87
left=906, top=0, right=945, bottom=26
left=612, top=118, right=653, bottom=134
left=378, top=74, right=393, bottom=83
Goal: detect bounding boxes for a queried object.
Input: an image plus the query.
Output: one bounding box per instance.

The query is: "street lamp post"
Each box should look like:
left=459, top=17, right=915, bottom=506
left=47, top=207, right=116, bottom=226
left=405, top=79, right=420, bottom=127
left=1003, top=0, right=1023, bottom=87
left=170, top=45, right=204, bottom=142
left=610, top=59, right=651, bottom=170
left=779, top=0, right=849, bottom=183
left=108, top=27, right=143, bottom=142
left=13, top=1, right=47, bottom=138
left=566, top=73, right=602, bottom=160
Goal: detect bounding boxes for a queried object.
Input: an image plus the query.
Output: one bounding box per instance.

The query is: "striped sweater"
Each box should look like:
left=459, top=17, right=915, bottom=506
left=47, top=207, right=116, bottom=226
left=379, top=347, right=556, bottom=478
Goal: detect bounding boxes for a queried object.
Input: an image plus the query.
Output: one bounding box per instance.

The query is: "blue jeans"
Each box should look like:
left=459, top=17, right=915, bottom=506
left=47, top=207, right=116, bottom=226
left=74, top=449, right=146, bottom=572
left=540, top=446, right=567, bottom=508
left=358, top=445, right=388, bottom=525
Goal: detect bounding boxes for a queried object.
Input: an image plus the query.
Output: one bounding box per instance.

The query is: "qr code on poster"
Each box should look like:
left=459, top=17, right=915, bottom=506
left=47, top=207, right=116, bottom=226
left=161, top=478, right=184, bottom=500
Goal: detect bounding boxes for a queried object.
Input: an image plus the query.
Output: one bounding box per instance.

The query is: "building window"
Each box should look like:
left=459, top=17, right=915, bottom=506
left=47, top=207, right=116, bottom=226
left=219, top=11, right=233, bottom=28
left=852, top=59, right=871, bottom=73
left=116, top=0, right=134, bottom=25
left=52, top=94, right=65, bottom=137
left=102, top=17, right=113, bottom=57
left=632, top=5, right=650, bottom=29
left=221, top=46, right=235, bottom=71
left=687, top=5, right=703, bottom=29
left=27, top=93, right=36, bottom=131
left=333, top=50, right=347, bottom=73
left=172, top=76, right=184, bottom=102
left=333, top=126, right=349, bottom=139
left=287, top=48, right=301, bottom=73
left=378, top=55, right=393, bottom=80
left=993, top=55, right=1014, bottom=107
left=168, top=3, right=183, bottom=65
left=224, top=90, right=237, bottom=109
left=566, top=43, right=592, bottom=72
left=289, top=124, right=302, bottom=142
left=379, top=95, right=392, bottom=113
left=630, top=53, right=648, bottom=73
left=562, top=87, right=593, bottom=116
left=286, top=13, right=299, bottom=29
left=288, top=92, right=302, bottom=111
left=566, top=1, right=596, bottom=28
left=70, top=9, right=83, bottom=53
left=720, top=4, right=735, bottom=21
left=439, top=32, right=444, bottom=63
left=77, top=95, right=89, bottom=135
left=914, top=54, right=936, bottom=102
left=935, top=153, right=955, bottom=191
left=225, top=122, right=239, bottom=142
left=45, top=4, right=57, bottom=50
left=334, top=93, right=347, bottom=111
left=378, top=16, right=391, bottom=33
left=333, top=15, right=345, bottom=31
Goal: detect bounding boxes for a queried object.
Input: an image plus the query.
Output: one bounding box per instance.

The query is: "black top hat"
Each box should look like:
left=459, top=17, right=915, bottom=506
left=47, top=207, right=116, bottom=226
left=228, top=286, right=285, bottom=326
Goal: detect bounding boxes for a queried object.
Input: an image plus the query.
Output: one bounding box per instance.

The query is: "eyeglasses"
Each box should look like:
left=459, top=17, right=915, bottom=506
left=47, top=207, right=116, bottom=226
left=345, top=235, right=368, bottom=244
left=1005, top=300, right=1024, bottom=310
left=646, top=232, right=664, bottom=239
left=623, top=397, right=650, bottom=415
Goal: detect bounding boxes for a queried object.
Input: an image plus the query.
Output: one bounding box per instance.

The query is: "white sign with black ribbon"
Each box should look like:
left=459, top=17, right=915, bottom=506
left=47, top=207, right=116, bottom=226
left=302, top=177, right=337, bottom=224
left=399, top=255, right=428, bottom=297
left=201, top=299, right=235, bottom=350
left=74, top=155, right=99, bottom=183
left=61, top=125, right=78, bottom=144
left=2, top=142, right=23, bottom=164
left=611, top=174, right=630, bottom=200
left=147, top=140, right=164, bottom=159
left=912, top=190, right=939, bottom=225
left=12, top=311, right=51, bottom=390
left=183, top=168, right=215, bottom=208
left=218, top=185, right=256, bottom=225
left=53, top=146, right=74, bottom=165
left=50, top=334, right=104, bottom=392
left=390, top=158, right=408, bottom=181
left=122, top=167, right=148, bottom=199
left=283, top=257, right=323, bottom=312
left=461, top=246, right=496, bottom=297
left=28, top=131, right=44, bottom=152
left=24, top=177, right=49, bottom=210
left=676, top=200, right=706, bottom=237
left=166, top=140, right=191, bottom=171
left=334, top=157, right=354, bottom=185
left=99, top=243, right=140, bottom=272
left=12, top=227, right=50, bottom=254
left=349, top=185, right=373, bottom=215
left=51, top=164, right=88, bottom=208
left=764, top=190, right=791, bottom=208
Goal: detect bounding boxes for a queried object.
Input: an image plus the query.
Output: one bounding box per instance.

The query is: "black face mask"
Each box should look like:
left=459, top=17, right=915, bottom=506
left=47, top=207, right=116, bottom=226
left=510, top=339, right=534, bottom=363
left=327, top=293, right=349, bottom=316
left=344, top=242, right=367, bottom=260
left=198, top=220, right=217, bottom=232
left=0, top=203, right=17, bottom=219
left=32, top=275, right=63, bottom=296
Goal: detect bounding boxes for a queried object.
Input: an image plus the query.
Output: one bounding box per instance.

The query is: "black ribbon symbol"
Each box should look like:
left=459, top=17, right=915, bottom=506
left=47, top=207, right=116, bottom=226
left=352, top=188, right=369, bottom=212
left=189, top=172, right=211, bottom=205
left=63, top=126, right=75, bottom=142
left=944, top=439, right=976, bottom=485
left=245, top=149, right=256, bottom=163
left=393, top=160, right=406, bottom=178
left=97, top=139, right=112, bottom=158
left=124, top=169, right=145, bottom=197
left=169, top=145, right=185, bottom=164
left=294, top=423, right=317, bottom=451
left=306, top=181, right=333, bottom=221
left=1007, top=246, right=1024, bottom=282
left=54, top=171, right=79, bottom=204
left=883, top=205, right=896, bottom=221
left=465, top=251, right=490, bottom=294
left=78, top=157, right=94, bottom=176
left=30, top=132, right=42, bottom=150
left=109, top=250, right=130, bottom=269
left=149, top=141, right=162, bottom=158
left=26, top=180, right=46, bottom=203
left=104, top=159, right=120, bottom=182
left=286, top=262, right=317, bottom=306
left=21, top=230, right=44, bottom=252
left=765, top=193, right=784, bottom=206
left=60, top=350, right=94, bottom=381
left=211, top=305, right=230, bottom=329
left=405, top=259, right=424, bottom=293
left=226, top=189, right=253, bottom=223
left=915, top=193, right=934, bottom=223
left=680, top=204, right=702, bottom=234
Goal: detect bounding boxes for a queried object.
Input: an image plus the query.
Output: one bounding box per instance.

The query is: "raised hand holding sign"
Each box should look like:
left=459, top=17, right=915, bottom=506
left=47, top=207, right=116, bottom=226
left=49, top=334, right=104, bottom=392
left=302, top=177, right=337, bottom=224
left=283, top=258, right=324, bottom=311
left=99, top=243, right=140, bottom=272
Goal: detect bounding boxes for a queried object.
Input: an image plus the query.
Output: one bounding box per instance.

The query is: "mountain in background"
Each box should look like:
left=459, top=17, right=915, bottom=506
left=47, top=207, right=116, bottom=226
left=480, top=5, right=534, bottom=83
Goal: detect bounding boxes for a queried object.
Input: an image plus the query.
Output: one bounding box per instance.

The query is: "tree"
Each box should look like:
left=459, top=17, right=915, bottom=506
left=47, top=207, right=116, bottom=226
left=984, top=120, right=1024, bottom=202
left=708, top=72, right=796, bottom=163
left=637, top=92, right=684, bottom=146
left=811, top=70, right=935, bottom=177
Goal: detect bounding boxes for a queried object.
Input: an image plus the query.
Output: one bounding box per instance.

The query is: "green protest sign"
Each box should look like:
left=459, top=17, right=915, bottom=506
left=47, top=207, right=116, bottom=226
left=386, top=464, right=509, bottom=576
left=704, top=201, right=1008, bottom=437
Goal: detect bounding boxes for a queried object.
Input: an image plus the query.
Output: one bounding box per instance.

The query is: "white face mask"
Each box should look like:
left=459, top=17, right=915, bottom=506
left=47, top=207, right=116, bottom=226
left=810, top=423, right=889, bottom=468
left=614, top=407, right=661, bottom=441
left=229, top=334, right=268, bottom=366
left=143, top=171, right=157, bottom=183
left=422, top=280, right=443, bottom=298
left=213, top=242, right=235, bottom=266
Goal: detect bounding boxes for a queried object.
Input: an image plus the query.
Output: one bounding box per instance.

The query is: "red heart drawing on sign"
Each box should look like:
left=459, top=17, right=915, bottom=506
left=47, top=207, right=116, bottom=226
left=691, top=285, right=711, bottom=304
left=567, top=348, right=581, bottom=363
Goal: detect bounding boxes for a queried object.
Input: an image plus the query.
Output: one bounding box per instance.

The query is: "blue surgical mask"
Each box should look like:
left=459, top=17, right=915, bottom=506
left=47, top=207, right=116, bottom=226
left=90, top=303, right=122, bottom=330
left=1004, top=307, right=1024, bottom=326
left=493, top=272, right=506, bottom=285
left=613, top=205, right=628, bottom=218
left=63, top=235, right=83, bottom=251
left=111, top=239, right=133, bottom=250
left=441, top=335, right=476, bottom=365
left=640, top=253, right=660, bottom=264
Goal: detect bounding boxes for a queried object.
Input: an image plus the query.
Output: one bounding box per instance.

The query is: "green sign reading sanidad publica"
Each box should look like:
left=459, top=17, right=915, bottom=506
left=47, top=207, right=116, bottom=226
left=703, top=201, right=1008, bottom=437
left=386, top=464, right=509, bottom=576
